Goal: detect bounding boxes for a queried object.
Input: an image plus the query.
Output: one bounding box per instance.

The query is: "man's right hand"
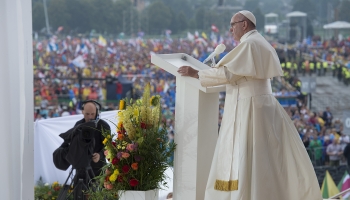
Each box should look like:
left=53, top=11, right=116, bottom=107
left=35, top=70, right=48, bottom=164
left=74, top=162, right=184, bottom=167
left=177, top=66, right=199, bottom=79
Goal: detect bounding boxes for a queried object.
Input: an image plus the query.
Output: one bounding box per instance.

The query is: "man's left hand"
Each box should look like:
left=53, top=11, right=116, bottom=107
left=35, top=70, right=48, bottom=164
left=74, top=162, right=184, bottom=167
left=177, top=66, right=199, bottom=79
left=92, top=153, right=100, bottom=163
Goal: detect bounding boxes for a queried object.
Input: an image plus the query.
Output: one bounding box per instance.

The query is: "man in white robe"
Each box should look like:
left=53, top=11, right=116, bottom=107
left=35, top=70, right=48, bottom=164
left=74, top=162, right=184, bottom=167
left=177, top=10, right=322, bottom=200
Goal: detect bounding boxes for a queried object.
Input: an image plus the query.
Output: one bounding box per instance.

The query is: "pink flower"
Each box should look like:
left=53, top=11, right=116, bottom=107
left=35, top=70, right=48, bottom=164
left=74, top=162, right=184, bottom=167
left=122, top=152, right=130, bottom=158
left=126, top=144, right=135, bottom=152
left=117, top=152, right=123, bottom=159
left=104, top=182, right=113, bottom=190
left=104, top=150, right=109, bottom=156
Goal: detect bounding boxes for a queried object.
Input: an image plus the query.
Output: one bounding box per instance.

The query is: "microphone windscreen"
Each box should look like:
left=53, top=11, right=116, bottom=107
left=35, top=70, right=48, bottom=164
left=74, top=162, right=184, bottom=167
left=214, top=44, right=226, bottom=54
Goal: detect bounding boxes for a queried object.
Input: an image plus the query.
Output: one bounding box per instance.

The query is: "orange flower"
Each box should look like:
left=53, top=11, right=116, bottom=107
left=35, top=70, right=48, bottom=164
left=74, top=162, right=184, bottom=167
left=131, top=162, right=138, bottom=170
left=117, top=133, right=124, bottom=140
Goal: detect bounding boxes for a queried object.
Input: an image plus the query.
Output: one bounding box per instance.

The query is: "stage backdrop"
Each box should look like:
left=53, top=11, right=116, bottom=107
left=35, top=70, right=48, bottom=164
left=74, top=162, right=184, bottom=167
left=34, top=111, right=173, bottom=200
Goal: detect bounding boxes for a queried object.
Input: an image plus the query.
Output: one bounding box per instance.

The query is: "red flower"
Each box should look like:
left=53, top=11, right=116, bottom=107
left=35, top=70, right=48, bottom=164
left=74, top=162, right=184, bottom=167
left=117, top=175, right=123, bottom=182
left=129, top=179, right=139, bottom=187
left=105, top=176, right=110, bottom=182
left=140, top=122, right=147, bottom=129
left=112, top=142, right=116, bottom=147
left=53, top=186, right=60, bottom=191
left=122, top=165, right=130, bottom=173
left=112, top=157, right=119, bottom=165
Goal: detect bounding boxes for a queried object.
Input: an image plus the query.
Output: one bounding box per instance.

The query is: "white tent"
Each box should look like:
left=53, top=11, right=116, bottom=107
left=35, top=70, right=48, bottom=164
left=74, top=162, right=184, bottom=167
left=286, top=11, right=307, bottom=18
left=323, top=21, right=350, bottom=29
left=265, top=12, right=278, bottom=18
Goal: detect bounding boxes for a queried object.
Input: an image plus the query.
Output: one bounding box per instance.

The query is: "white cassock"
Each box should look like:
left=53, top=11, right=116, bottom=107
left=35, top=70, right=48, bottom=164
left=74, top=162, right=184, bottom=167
left=199, top=30, right=322, bottom=200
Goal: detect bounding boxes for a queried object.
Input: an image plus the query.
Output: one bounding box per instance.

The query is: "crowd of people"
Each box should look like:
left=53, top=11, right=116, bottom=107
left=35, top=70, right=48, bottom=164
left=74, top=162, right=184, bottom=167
left=33, top=32, right=237, bottom=125
left=33, top=32, right=350, bottom=167
left=277, top=36, right=350, bottom=167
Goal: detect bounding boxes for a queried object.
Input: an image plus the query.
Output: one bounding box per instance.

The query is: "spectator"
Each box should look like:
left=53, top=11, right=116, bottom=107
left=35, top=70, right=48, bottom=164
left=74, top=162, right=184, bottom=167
left=323, top=107, right=333, bottom=127
left=309, top=135, right=323, bottom=165
left=343, top=142, right=350, bottom=173
left=327, top=139, right=343, bottom=166
left=116, top=79, right=123, bottom=103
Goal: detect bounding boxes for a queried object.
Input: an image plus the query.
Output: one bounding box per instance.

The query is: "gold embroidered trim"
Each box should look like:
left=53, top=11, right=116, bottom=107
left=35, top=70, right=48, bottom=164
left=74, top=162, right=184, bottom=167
left=214, top=179, right=238, bottom=191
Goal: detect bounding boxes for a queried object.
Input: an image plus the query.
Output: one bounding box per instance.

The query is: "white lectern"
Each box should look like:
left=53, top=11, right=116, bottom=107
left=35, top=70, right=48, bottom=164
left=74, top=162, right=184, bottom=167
left=151, top=53, right=225, bottom=200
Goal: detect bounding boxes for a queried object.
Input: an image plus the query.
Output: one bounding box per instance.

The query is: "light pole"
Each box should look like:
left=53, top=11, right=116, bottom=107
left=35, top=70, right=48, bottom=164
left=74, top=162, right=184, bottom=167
left=43, top=0, right=51, bottom=35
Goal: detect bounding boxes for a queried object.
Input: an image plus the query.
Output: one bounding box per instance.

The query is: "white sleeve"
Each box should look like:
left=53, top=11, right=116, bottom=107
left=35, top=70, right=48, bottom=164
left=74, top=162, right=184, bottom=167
left=198, top=67, right=242, bottom=87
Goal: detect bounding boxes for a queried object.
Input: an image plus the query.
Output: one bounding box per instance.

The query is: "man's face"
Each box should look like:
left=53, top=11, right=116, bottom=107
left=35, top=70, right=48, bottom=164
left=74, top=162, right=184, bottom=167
left=83, top=102, right=96, bottom=122
left=230, top=14, right=245, bottom=41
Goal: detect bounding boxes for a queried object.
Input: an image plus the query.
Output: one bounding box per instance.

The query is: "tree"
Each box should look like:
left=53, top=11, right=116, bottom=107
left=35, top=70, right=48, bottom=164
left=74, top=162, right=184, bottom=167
left=194, top=7, right=206, bottom=30
left=292, top=0, right=317, bottom=20
left=146, top=1, right=172, bottom=35
left=64, top=0, right=94, bottom=33
left=253, top=7, right=264, bottom=31
left=177, top=11, right=188, bottom=33
left=47, top=0, right=70, bottom=32
left=338, top=0, right=350, bottom=22
left=32, top=1, right=45, bottom=31
left=244, top=0, right=259, bottom=12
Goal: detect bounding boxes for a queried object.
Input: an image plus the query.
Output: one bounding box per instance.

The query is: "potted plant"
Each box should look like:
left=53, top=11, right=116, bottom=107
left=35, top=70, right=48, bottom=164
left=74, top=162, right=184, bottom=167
left=88, top=83, right=176, bottom=200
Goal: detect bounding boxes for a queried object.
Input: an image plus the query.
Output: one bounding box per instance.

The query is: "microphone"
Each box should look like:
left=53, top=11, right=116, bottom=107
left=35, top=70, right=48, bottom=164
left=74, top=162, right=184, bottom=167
left=203, top=44, right=226, bottom=64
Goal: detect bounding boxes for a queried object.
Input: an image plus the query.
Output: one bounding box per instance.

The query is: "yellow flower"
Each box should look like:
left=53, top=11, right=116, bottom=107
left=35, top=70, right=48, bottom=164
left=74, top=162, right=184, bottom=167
left=117, top=111, right=124, bottom=122
left=109, top=174, right=117, bottom=182
left=117, top=121, right=123, bottom=129
left=150, top=96, right=155, bottom=105
left=150, top=95, right=160, bottom=106
left=119, top=100, right=125, bottom=110
left=102, top=138, right=108, bottom=145
left=113, top=169, right=120, bottom=176
left=133, top=107, right=139, bottom=118
left=107, top=135, right=111, bottom=139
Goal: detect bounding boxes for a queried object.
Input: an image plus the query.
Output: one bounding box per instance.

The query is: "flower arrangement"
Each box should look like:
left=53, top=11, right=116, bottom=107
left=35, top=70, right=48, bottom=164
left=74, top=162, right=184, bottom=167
left=89, top=83, right=175, bottom=199
left=34, top=177, right=64, bottom=200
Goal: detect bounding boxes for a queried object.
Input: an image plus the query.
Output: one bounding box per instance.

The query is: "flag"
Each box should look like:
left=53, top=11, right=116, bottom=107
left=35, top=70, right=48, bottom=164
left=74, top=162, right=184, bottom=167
left=201, top=32, right=207, bottom=40
left=211, top=24, right=219, bottom=33
left=71, top=55, right=86, bottom=68
left=338, top=171, right=350, bottom=199
left=56, top=26, right=64, bottom=33
left=98, top=35, right=107, bottom=47
left=195, top=31, right=199, bottom=38
left=192, top=47, right=199, bottom=58
left=187, top=32, right=194, bottom=41
left=321, top=170, right=340, bottom=198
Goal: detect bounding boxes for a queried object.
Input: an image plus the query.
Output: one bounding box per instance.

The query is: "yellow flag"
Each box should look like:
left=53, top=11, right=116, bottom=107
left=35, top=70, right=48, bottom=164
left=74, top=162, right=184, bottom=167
left=321, top=170, right=340, bottom=198
left=201, top=32, right=207, bottom=40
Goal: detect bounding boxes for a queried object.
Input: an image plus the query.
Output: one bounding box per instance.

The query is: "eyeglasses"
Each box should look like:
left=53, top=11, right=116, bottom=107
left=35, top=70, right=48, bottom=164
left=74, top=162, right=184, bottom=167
left=230, top=20, right=245, bottom=27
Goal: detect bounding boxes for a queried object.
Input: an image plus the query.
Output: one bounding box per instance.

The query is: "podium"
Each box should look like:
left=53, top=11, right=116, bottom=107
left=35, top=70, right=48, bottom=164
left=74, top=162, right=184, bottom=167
left=151, top=53, right=225, bottom=200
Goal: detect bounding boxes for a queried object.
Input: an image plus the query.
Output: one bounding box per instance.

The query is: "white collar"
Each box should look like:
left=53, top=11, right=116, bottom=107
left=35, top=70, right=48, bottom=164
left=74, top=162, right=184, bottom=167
left=240, top=29, right=257, bottom=42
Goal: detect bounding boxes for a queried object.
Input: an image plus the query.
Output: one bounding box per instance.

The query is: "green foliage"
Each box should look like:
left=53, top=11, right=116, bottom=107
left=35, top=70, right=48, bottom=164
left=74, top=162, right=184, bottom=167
left=32, top=1, right=46, bottom=31
left=292, top=0, right=317, bottom=19
left=31, top=0, right=235, bottom=35
left=146, top=1, right=172, bottom=35
left=34, top=177, right=65, bottom=200
left=194, top=7, right=206, bottom=30
left=253, top=7, right=264, bottom=31
left=48, top=0, right=70, bottom=30
left=339, top=0, right=350, bottom=22
left=177, top=12, right=189, bottom=33
left=244, top=0, right=259, bottom=12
